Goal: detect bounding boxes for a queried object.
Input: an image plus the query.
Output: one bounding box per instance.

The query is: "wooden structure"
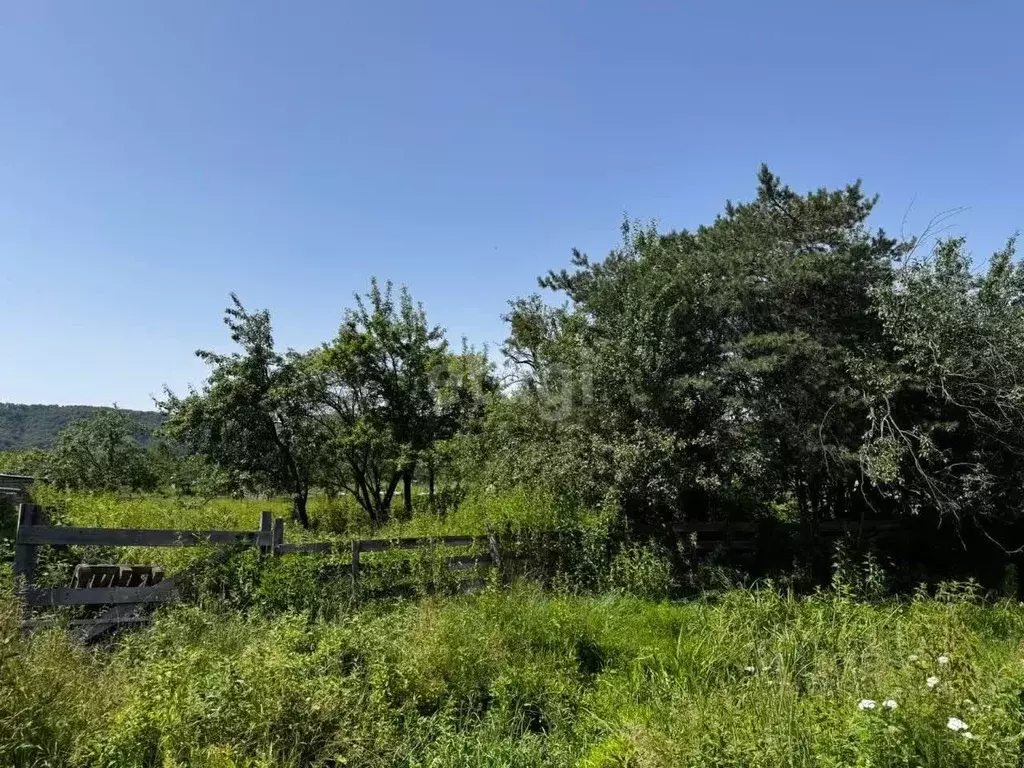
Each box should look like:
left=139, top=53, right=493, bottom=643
left=301, top=535, right=497, bottom=596
left=673, top=518, right=906, bottom=553
left=0, top=473, right=34, bottom=506
left=12, top=504, right=498, bottom=642
left=13, top=505, right=280, bottom=642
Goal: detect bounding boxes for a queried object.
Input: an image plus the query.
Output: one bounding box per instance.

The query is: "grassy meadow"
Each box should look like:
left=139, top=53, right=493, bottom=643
left=2, top=491, right=1024, bottom=767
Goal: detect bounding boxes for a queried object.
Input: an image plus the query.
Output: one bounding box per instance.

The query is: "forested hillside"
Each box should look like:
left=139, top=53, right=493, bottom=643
left=0, top=403, right=161, bottom=450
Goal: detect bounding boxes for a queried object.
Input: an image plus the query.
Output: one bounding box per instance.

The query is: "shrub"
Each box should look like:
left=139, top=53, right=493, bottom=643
left=608, top=543, right=674, bottom=600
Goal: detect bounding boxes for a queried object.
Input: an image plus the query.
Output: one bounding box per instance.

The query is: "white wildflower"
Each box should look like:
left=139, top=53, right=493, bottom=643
left=961, top=731, right=974, bottom=740
left=927, top=676, right=940, bottom=688
left=744, top=666, right=756, bottom=673
left=937, top=655, right=950, bottom=665
left=946, top=717, right=969, bottom=732
left=883, top=699, right=898, bottom=710
left=857, top=699, right=877, bottom=710
left=908, top=654, right=919, bottom=662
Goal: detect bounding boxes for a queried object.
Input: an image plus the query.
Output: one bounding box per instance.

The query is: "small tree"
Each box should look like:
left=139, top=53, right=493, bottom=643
left=309, top=279, right=448, bottom=525
left=160, top=295, right=320, bottom=526
left=49, top=409, right=156, bottom=491
left=421, top=346, right=497, bottom=509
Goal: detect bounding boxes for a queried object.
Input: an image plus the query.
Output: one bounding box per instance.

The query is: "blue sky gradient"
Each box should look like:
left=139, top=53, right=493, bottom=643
left=2, top=1, right=1022, bottom=408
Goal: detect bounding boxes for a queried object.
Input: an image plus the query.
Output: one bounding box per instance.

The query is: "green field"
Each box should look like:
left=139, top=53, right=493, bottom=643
left=3, top=583, right=1023, bottom=767
left=3, top=493, right=1024, bottom=767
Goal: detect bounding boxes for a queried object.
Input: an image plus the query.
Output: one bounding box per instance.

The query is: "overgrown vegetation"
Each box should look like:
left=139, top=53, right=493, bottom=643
left=13, top=168, right=1024, bottom=542
left=4, top=168, right=1024, bottom=766
left=3, top=583, right=1023, bottom=767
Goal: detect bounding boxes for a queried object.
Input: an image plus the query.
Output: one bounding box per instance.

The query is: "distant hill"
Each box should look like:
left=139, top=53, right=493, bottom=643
left=0, top=403, right=163, bottom=451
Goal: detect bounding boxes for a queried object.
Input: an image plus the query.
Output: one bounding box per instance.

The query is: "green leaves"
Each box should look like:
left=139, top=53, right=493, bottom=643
left=160, top=297, right=320, bottom=525
left=496, top=167, right=900, bottom=526
left=863, top=236, right=1024, bottom=525
left=48, top=408, right=156, bottom=492
left=310, top=280, right=493, bottom=525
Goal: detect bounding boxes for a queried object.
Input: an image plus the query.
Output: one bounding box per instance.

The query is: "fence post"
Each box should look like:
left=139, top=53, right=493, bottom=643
left=1019, top=689, right=1024, bottom=768
left=1014, top=551, right=1024, bottom=604
left=272, top=518, right=284, bottom=556
left=14, top=504, right=40, bottom=628
left=350, top=539, right=361, bottom=599
left=14, top=504, right=40, bottom=584
left=259, top=511, right=273, bottom=556
left=487, top=532, right=504, bottom=588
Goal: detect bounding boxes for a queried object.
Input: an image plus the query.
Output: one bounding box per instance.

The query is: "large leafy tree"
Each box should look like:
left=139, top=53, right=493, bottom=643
left=306, top=280, right=449, bottom=525
left=48, top=408, right=156, bottom=491
left=159, top=295, right=320, bottom=526
left=499, top=167, right=904, bottom=528
left=861, top=237, right=1024, bottom=531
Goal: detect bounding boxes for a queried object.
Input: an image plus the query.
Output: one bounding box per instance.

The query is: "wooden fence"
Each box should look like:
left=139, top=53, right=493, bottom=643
left=672, top=518, right=907, bottom=553
left=12, top=504, right=497, bottom=642
left=13, top=503, right=980, bottom=642
left=0, top=473, right=34, bottom=506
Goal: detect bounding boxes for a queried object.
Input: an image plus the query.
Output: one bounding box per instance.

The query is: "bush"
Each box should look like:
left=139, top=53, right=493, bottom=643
left=608, top=543, right=674, bottom=600
left=308, top=494, right=369, bottom=535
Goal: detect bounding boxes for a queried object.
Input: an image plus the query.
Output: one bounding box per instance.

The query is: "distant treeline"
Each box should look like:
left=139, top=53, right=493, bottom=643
left=0, top=403, right=162, bottom=451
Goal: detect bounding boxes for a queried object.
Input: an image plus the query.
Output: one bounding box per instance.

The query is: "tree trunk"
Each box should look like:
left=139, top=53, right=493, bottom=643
left=378, top=472, right=402, bottom=526
left=403, top=468, right=413, bottom=517
left=428, top=464, right=435, bottom=505
left=293, top=489, right=310, bottom=528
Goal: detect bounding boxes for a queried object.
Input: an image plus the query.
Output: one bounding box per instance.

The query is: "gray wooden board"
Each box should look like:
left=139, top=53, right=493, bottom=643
left=24, top=586, right=181, bottom=606
left=17, top=525, right=267, bottom=548
left=358, top=536, right=484, bottom=552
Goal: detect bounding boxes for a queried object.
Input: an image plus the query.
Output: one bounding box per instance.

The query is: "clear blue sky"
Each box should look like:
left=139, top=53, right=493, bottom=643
left=2, top=1, right=1021, bottom=409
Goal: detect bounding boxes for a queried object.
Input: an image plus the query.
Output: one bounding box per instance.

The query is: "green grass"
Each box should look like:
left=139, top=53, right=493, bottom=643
left=5, top=490, right=1024, bottom=766
left=7, top=487, right=587, bottom=585
left=29, top=485, right=578, bottom=540
left=2, top=585, right=1023, bottom=767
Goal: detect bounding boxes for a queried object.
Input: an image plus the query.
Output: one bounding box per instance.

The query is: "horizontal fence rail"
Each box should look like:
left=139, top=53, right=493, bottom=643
left=11, top=503, right=500, bottom=642
left=11, top=500, right=934, bottom=644
left=17, top=525, right=270, bottom=548
left=357, top=535, right=485, bottom=552
left=23, top=585, right=181, bottom=606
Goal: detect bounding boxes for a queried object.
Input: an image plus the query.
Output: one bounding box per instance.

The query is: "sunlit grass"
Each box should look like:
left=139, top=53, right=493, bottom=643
left=6, top=490, right=1024, bottom=766
left=3, top=585, right=1023, bottom=767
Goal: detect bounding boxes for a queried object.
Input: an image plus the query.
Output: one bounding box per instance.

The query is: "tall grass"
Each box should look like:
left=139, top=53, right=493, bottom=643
left=29, top=485, right=580, bottom=540
left=3, top=584, right=1024, bottom=767
left=9, top=487, right=589, bottom=587
left=5, top=490, right=1024, bottom=765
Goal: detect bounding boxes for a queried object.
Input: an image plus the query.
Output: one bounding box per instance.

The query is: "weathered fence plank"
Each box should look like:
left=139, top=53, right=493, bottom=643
left=357, top=536, right=484, bottom=552
left=17, top=525, right=267, bottom=548
left=277, top=541, right=338, bottom=554
left=13, top=504, right=40, bottom=584
left=446, top=554, right=493, bottom=570
left=24, top=586, right=181, bottom=606
left=273, top=517, right=284, bottom=552
left=258, top=512, right=273, bottom=555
